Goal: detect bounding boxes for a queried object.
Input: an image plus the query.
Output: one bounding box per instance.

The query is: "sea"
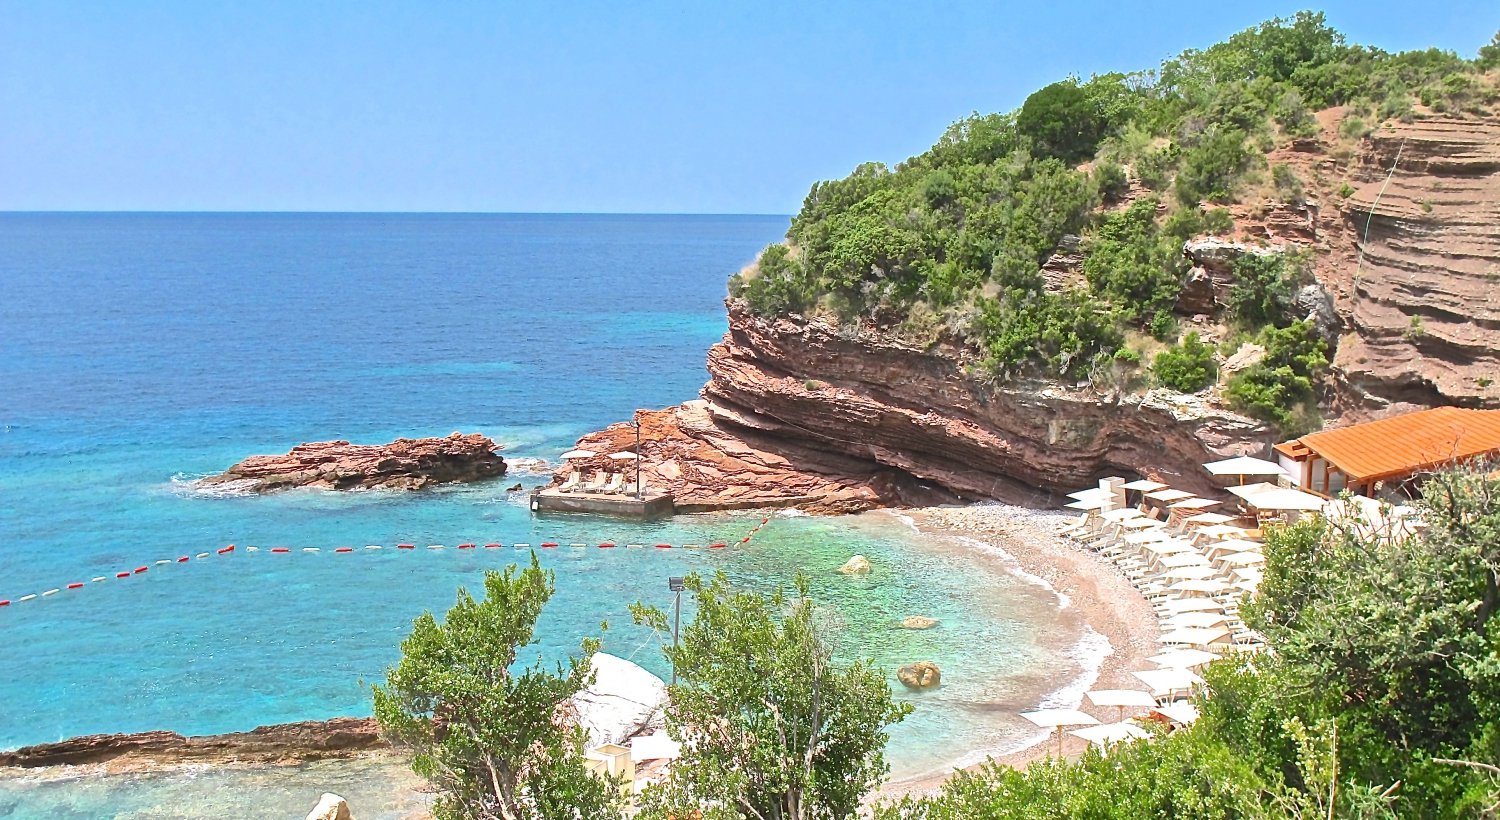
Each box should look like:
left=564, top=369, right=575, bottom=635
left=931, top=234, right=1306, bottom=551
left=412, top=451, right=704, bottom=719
left=0, top=213, right=1098, bottom=818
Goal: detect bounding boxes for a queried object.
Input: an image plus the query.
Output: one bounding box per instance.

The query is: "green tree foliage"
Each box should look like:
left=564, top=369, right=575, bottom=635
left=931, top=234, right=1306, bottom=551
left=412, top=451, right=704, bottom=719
left=372, top=554, right=621, bottom=820
left=1017, top=80, right=1105, bottom=164
left=1091, top=159, right=1129, bottom=201
left=1479, top=31, right=1500, bottom=71
left=631, top=572, right=911, bottom=820
left=1228, top=251, right=1304, bottom=328
left=1175, top=128, right=1254, bottom=205
left=1153, top=332, right=1218, bottom=392
left=1082, top=198, right=1185, bottom=330
left=879, top=466, right=1500, bottom=817
left=1224, top=320, right=1327, bottom=432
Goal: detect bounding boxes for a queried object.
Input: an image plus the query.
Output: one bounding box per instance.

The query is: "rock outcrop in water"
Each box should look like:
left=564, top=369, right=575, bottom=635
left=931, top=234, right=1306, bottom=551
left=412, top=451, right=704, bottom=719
left=203, top=432, right=507, bottom=492
left=0, top=717, right=382, bottom=769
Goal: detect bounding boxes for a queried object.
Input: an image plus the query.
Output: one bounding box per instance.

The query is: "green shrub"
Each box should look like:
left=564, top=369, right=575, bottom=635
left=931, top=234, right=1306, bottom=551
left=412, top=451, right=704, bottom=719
left=1083, top=198, right=1186, bottom=324
left=1092, top=159, right=1129, bottom=201
left=1203, top=207, right=1235, bottom=235
left=739, top=245, right=812, bottom=317
left=1228, top=252, right=1304, bottom=327
left=1136, top=144, right=1178, bottom=190
left=1275, top=88, right=1319, bottom=138
left=1153, top=332, right=1219, bottom=392
left=1224, top=320, right=1328, bottom=431
left=1176, top=128, right=1254, bottom=205
left=1339, top=115, right=1371, bottom=140
left=1271, top=164, right=1304, bottom=205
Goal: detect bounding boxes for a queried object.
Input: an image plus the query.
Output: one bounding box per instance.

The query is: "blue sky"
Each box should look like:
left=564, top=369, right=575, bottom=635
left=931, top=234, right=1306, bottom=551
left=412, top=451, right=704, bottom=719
left=1, top=1, right=1493, bottom=213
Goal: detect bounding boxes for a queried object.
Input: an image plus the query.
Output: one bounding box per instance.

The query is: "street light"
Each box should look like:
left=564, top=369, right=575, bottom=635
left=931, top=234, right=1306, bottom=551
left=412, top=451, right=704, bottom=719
left=634, top=411, right=644, bottom=500
left=668, top=576, right=684, bottom=685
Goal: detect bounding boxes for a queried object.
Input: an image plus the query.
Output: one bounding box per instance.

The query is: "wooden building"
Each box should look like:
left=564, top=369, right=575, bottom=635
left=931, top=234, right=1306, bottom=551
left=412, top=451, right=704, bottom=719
left=1274, top=407, right=1500, bottom=498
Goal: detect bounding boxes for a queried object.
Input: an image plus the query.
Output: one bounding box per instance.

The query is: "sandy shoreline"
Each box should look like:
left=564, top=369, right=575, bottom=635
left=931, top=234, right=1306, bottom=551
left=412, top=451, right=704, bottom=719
left=876, top=503, right=1162, bottom=798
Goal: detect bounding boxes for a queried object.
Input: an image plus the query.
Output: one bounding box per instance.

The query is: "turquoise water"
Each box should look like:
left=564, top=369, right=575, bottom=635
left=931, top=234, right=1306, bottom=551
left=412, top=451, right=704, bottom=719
left=0, top=214, right=1093, bottom=815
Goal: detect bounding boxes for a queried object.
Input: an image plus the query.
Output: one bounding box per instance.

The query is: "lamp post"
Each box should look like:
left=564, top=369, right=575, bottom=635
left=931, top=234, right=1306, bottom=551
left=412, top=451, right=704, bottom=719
left=634, top=411, right=643, bottom=500
left=668, top=576, right=684, bottom=686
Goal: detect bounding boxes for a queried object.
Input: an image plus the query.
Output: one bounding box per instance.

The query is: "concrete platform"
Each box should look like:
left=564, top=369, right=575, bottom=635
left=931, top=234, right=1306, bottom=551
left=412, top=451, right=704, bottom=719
left=531, top=488, right=675, bottom=519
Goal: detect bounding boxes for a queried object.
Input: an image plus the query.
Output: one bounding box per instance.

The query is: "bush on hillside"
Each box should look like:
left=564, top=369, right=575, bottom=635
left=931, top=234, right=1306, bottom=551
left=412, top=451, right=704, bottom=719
left=1228, top=251, right=1305, bottom=328
left=1017, top=81, right=1105, bottom=164
left=1175, top=128, right=1255, bottom=205
left=1092, top=159, right=1129, bottom=201
left=1082, top=198, right=1185, bottom=330
left=1153, top=332, right=1218, bottom=392
left=1224, top=320, right=1327, bottom=431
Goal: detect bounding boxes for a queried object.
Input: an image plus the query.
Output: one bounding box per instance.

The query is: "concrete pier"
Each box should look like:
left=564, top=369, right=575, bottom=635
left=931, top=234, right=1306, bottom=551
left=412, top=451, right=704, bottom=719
left=531, top=488, right=675, bottom=519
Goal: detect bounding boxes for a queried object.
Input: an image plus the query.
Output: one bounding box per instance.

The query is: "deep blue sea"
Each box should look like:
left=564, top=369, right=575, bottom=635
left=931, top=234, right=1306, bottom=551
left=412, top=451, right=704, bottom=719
left=0, top=214, right=1094, bottom=817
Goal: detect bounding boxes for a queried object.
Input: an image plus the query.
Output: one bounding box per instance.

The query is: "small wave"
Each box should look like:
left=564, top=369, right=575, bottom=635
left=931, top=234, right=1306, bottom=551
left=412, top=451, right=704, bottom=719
left=504, top=457, right=553, bottom=477
left=775, top=508, right=809, bottom=518
left=1039, top=625, right=1114, bottom=709
left=166, top=473, right=258, bottom=498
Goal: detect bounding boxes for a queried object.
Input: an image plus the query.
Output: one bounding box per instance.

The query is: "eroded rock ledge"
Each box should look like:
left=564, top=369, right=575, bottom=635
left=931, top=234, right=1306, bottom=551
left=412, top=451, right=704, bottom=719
left=0, top=717, right=383, bottom=770
left=557, top=302, right=1271, bottom=513
left=203, top=432, right=507, bottom=492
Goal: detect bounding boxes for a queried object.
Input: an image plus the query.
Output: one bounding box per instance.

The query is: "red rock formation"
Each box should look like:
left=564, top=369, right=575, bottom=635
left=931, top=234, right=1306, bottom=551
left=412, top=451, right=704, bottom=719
left=556, top=303, right=1269, bottom=512
left=0, top=717, right=382, bottom=769
left=203, top=432, right=507, bottom=492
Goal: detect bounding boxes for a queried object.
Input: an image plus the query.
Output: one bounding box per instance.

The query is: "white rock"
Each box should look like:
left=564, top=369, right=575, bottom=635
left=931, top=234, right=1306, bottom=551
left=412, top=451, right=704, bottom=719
left=305, top=792, right=352, bottom=820
left=570, top=652, right=668, bottom=747
left=838, top=555, right=871, bottom=575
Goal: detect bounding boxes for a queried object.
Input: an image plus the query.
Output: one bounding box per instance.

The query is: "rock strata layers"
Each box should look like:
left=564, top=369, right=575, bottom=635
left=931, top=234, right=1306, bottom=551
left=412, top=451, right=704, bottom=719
left=203, top=432, right=507, bottom=492
left=0, top=717, right=382, bottom=770
left=557, top=303, right=1269, bottom=513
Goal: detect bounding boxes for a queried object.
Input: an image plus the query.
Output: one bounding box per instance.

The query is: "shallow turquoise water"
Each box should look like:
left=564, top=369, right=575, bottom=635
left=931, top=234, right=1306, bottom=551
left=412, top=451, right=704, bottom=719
left=0, top=214, right=1095, bottom=816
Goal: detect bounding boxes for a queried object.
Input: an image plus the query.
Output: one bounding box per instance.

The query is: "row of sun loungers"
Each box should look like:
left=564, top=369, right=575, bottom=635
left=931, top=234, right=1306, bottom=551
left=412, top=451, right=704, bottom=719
left=556, top=470, right=647, bottom=496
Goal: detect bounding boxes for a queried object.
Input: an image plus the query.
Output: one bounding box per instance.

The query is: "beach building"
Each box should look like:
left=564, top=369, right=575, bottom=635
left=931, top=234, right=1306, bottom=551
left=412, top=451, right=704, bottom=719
left=1273, top=407, right=1500, bottom=499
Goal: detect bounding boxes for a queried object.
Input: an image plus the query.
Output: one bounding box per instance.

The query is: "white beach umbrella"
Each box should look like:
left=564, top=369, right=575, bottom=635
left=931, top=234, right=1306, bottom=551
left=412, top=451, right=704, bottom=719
left=560, top=449, right=597, bottom=460
left=1148, top=648, right=1222, bottom=669
left=1123, top=479, right=1167, bottom=491
left=1139, top=539, right=1195, bottom=556
left=1065, top=498, right=1111, bottom=510
left=1149, top=703, right=1201, bottom=726
left=1099, top=508, right=1144, bottom=522
left=1158, top=552, right=1210, bottom=568
left=1070, top=721, right=1151, bottom=748
left=1131, top=667, right=1204, bottom=695
left=1119, top=517, right=1165, bottom=530
left=1203, top=456, right=1291, bottom=482
left=1233, top=567, right=1265, bottom=583
left=1145, top=488, right=1195, bottom=502
left=1124, top=529, right=1174, bottom=544
left=1245, top=487, right=1325, bottom=512
left=608, top=451, right=638, bottom=460
left=1085, top=691, right=1158, bottom=723
left=1163, top=611, right=1232, bottom=629
left=1185, top=512, right=1236, bottom=525
left=1195, top=524, right=1250, bottom=540
left=1068, top=487, right=1113, bottom=501
left=1169, top=497, right=1221, bottom=510
left=1160, top=626, right=1233, bottom=647
left=1208, top=538, right=1263, bottom=553
left=630, top=733, right=682, bottom=762
left=1227, top=482, right=1280, bottom=500
left=1220, top=551, right=1267, bottom=567
left=1019, top=708, right=1101, bottom=757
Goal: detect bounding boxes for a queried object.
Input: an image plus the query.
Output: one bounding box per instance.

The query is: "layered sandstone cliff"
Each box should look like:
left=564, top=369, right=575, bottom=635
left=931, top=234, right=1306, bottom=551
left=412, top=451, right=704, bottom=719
left=565, top=304, right=1269, bottom=512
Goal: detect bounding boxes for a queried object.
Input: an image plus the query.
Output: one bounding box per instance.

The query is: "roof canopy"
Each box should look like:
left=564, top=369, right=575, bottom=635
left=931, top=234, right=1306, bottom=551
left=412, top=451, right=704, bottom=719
left=1294, top=407, right=1500, bottom=484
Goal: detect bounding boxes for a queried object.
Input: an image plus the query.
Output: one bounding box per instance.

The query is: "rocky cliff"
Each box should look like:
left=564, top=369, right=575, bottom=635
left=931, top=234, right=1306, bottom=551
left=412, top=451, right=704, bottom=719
left=565, top=303, right=1268, bottom=512
left=203, top=432, right=507, bottom=492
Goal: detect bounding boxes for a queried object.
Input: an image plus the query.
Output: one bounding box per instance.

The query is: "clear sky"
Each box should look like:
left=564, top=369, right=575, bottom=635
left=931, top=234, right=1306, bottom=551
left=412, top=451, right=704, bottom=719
left=1, top=1, right=1493, bottom=213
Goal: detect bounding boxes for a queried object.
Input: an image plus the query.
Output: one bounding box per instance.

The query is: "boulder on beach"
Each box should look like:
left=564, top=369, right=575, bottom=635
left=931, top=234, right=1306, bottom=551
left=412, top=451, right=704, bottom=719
left=900, top=616, right=939, bottom=630
left=838, top=555, right=871, bottom=575
left=305, top=792, right=353, bottom=820
left=897, top=662, right=942, bottom=689
left=568, top=652, right=668, bottom=748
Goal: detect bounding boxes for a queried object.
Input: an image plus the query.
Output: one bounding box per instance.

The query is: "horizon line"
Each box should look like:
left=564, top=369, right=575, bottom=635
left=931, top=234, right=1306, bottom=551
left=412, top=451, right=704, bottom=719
left=0, top=209, right=792, bottom=218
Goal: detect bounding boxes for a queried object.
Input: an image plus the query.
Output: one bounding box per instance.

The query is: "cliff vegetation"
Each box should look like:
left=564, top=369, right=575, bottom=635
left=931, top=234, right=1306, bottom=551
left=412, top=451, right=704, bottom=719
left=730, top=13, right=1500, bottom=433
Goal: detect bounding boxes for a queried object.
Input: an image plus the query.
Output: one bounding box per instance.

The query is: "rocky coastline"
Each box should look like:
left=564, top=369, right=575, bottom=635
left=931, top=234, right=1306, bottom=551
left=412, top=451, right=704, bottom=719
left=202, top=432, right=507, bottom=493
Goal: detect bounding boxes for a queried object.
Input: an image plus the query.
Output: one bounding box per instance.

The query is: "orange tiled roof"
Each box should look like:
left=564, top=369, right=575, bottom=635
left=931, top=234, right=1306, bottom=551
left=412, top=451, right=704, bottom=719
left=1297, top=407, right=1500, bottom=483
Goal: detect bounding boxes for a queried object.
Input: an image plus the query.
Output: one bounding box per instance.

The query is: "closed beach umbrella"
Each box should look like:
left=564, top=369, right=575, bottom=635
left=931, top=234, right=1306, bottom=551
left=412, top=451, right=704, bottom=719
left=1069, top=721, right=1150, bottom=749
left=1019, top=708, right=1101, bottom=757
left=1148, top=648, right=1222, bottom=669
left=561, top=449, right=597, bottom=460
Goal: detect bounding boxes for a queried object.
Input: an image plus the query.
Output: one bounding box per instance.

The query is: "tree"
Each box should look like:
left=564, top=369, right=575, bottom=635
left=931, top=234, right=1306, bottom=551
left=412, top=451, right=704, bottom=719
left=373, top=553, right=621, bottom=820
left=1018, top=81, right=1104, bottom=164
left=631, top=572, right=911, bottom=820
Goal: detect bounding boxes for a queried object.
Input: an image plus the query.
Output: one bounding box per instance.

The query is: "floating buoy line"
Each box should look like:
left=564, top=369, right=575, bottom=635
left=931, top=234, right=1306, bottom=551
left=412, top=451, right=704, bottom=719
left=0, top=518, right=772, bottom=612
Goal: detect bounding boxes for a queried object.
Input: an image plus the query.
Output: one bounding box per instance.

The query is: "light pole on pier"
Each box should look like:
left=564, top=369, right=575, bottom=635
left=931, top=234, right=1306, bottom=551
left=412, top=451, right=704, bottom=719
left=634, top=411, right=644, bottom=500
left=668, top=576, right=684, bottom=686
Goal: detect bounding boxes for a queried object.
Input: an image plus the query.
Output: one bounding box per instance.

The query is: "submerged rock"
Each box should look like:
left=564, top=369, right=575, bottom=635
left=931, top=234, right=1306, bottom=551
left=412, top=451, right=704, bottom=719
left=838, top=555, right=871, bottom=575
left=305, top=793, right=353, bottom=820
left=897, top=662, right=942, bottom=689
left=202, top=432, right=507, bottom=493
left=900, top=616, right=939, bottom=630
